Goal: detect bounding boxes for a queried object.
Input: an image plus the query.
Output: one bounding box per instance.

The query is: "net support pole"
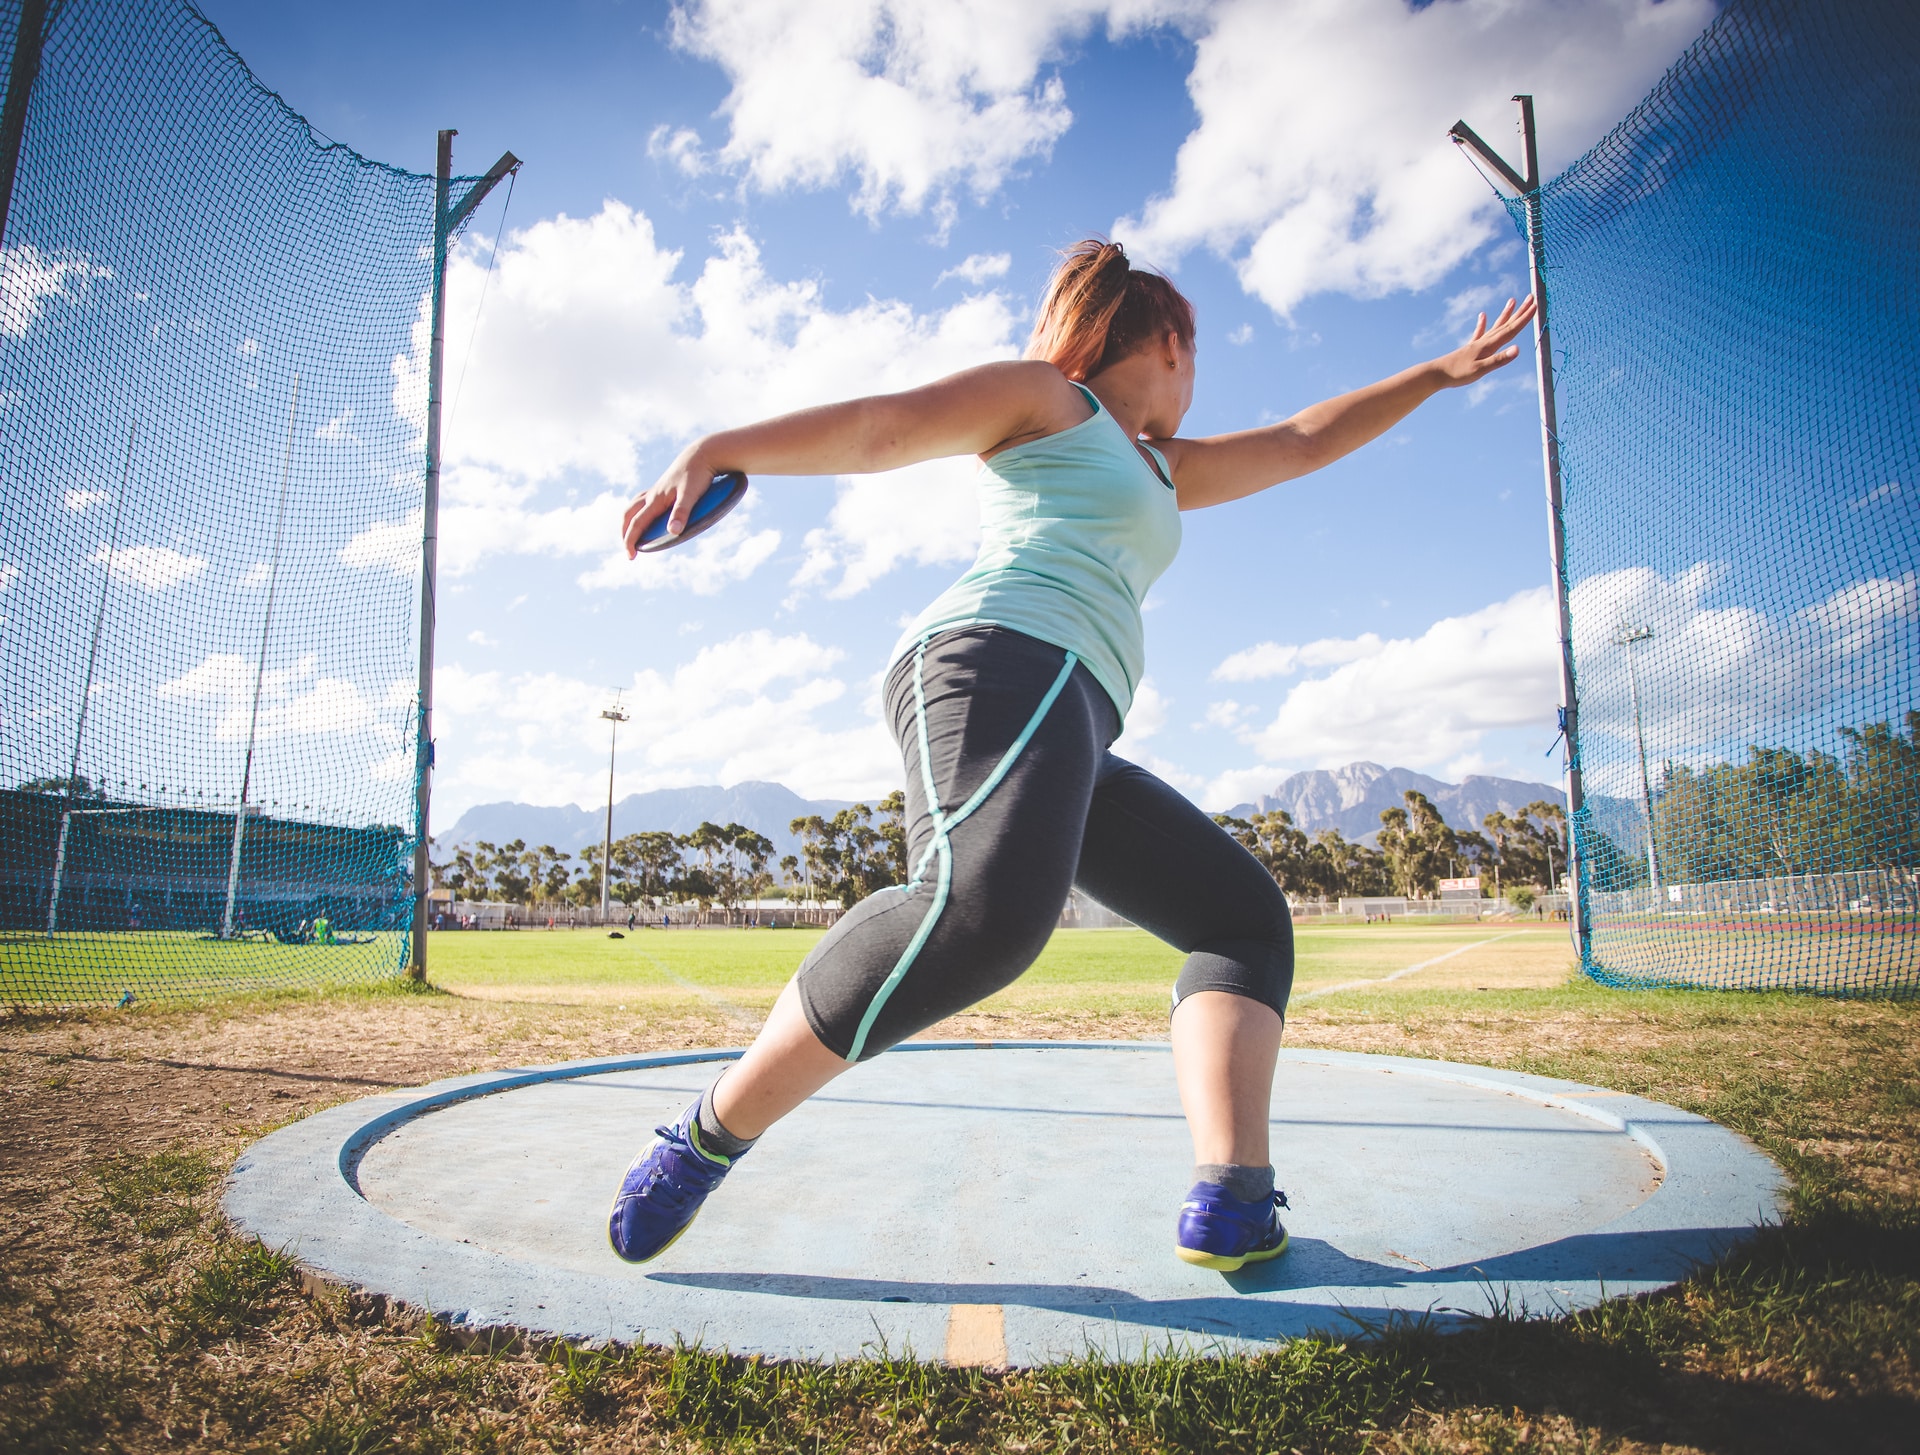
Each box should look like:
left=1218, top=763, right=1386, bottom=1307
left=1450, top=96, right=1590, bottom=959
left=0, top=0, right=48, bottom=247
left=413, top=134, right=520, bottom=978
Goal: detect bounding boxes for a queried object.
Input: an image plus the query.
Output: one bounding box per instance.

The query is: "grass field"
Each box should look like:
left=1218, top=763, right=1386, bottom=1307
left=423, top=922, right=1579, bottom=1022
left=4, top=920, right=1916, bottom=1452
left=0, top=929, right=408, bottom=1005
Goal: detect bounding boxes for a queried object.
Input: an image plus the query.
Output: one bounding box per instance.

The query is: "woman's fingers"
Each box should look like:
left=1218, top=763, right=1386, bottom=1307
left=621, top=489, right=672, bottom=557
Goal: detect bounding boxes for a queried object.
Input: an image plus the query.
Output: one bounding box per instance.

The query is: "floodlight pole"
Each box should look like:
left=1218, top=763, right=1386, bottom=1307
left=46, top=423, right=134, bottom=935
left=1615, top=624, right=1661, bottom=890
left=412, top=131, right=520, bottom=979
left=599, top=701, right=630, bottom=922
left=223, top=375, right=300, bottom=939
left=1450, top=95, right=1590, bottom=958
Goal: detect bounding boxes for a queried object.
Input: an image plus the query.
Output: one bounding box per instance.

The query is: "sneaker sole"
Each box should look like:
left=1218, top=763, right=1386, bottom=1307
left=1174, top=1229, right=1289, bottom=1272
left=607, top=1199, right=702, bottom=1265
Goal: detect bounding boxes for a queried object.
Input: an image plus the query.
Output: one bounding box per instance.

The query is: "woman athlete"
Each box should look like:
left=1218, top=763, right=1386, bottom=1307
left=610, top=240, right=1535, bottom=1272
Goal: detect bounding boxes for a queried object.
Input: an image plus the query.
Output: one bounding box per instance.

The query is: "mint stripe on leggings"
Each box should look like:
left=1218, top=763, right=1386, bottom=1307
left=795, top=625, right=1294, bottom=1064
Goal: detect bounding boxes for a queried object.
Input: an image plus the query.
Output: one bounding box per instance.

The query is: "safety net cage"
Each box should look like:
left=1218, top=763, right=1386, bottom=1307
left=0, top=0, right=481, bottom=1004
left=1525, top=0, right=1918, bottom=994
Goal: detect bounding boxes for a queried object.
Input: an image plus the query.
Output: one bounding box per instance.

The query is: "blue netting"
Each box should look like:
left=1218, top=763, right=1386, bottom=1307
left=1519, top=0, right=1918, bottom=994
left=0, top=0, right=480, bottom=1004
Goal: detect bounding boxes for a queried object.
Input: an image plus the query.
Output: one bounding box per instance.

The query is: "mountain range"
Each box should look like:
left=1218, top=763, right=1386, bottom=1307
left=1222, top=762, right=1568, bottom=846
left=439, top=781, right=854, bottom=864
left=441, top=761, right=1611, bottom=863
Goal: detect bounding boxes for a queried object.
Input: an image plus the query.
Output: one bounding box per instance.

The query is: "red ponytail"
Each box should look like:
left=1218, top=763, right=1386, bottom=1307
left=1027, top=239, right=1195, bottom=382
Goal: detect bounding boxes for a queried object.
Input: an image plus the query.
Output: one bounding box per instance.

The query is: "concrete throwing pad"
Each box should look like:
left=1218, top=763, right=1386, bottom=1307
left=226, top=1044, right=1784, bottom=1365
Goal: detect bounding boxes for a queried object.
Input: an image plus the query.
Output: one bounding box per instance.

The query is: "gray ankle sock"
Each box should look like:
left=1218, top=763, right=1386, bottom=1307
left=693, top=1084, right=756, bottom=1160
left=1195, top=1163, right=1274, bottom=1204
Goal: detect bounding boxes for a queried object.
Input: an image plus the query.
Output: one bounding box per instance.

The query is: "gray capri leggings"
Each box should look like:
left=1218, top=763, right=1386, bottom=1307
left=796, top=625, right=1293, bottom=1062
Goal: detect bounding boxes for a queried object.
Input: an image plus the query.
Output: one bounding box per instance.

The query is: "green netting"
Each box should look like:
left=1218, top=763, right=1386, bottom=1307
left=0, top=0, right=481, bottom=1004
left=1521, top=0, right=1918, bottom=995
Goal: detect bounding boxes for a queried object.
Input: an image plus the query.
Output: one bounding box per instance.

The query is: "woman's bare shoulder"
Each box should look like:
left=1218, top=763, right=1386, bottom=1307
left=971, top=359, right=1094, bottom=457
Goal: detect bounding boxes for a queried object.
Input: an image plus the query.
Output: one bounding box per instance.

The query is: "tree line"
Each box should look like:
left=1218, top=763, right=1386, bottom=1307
left=430, top=792, right=914, bottom=912
left=1594, top=709, right=1919, bottom=889
left=1211, top=792, right=1569, bottom=901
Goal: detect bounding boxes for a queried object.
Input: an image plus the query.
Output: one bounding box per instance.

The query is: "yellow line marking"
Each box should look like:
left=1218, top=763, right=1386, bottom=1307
left=944, top=1304, right=1007, bottom=1368
left=1294, top=931, right=1528, bottom=1002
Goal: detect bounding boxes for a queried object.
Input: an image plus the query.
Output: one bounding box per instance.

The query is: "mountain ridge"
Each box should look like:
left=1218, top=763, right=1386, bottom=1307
left=440, top=763, right=1589, bottom=864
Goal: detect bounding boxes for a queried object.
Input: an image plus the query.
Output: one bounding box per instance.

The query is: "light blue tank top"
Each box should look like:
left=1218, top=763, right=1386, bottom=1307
left=892, top=383, right=1181, bottom=721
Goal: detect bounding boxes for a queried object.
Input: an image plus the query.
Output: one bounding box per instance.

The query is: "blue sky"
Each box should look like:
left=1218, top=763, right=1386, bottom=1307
left=194, top=0, right=1726, bottom=819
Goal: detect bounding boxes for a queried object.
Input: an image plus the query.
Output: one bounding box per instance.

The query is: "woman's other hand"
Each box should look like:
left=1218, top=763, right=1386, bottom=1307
left=1433, top=296, right=1537, bottom=387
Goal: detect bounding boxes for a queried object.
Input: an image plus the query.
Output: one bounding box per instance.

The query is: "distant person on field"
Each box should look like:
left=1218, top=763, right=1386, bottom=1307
left=608, top=239, right=1533, bottom=1273
left=312, top=913, right=332, bottom=946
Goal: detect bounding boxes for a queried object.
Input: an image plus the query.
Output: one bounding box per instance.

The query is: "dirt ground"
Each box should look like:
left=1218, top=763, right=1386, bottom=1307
left=4, top=982, right=1917, bottom=1453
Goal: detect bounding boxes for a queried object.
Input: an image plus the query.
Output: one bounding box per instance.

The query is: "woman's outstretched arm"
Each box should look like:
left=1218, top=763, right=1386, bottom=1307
left=621, top=359, right=1085, bottom=556
left=1161, top=297, right=1538, bottom=511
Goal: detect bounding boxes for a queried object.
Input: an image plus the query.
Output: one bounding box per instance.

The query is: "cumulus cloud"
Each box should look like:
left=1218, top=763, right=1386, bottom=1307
left=1213, top=633, right=1384, bottom=682
left=0, top=245, right=112, bottom=336
left=155, top=651, right=401, bottom=745
left=91, top=543, right=207, bottom=592
left=64, top=490, right=111, bottom=512
left=670, top=0, right=1198, bottom=217
left=432, top=628, right=900, bottom=814
left=1220, top=586, right=1561, bottom=769
left=1569, top=564, right=1920, bottom=791
left=937, top=252, right=1013, bottom=286
left=386, top=207, right=1020, bottom=591
left=1119, top=0, right=1713, bottom=314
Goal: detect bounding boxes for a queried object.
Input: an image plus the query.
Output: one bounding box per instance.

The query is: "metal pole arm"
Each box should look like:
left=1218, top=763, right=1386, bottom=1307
left=445, top=151, right=519, bottom=236
left=1447, top=119, right=1530, bottom=195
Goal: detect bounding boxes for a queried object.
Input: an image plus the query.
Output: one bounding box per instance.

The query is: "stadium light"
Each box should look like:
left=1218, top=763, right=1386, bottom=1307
left=1614, top=624, right=1661, bottom=891
left=599, top=699, right=631, bottom=922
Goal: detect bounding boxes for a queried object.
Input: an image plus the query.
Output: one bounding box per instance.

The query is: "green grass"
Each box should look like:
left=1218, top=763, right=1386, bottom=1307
left=422, top=923, right=1576, bottom=1012
left=0, top=930, right=408, bottom=1007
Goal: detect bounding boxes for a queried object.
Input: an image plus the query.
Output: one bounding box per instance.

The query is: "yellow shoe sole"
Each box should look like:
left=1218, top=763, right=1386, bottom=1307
left=1174, top=1229, right=1289, bottom=1272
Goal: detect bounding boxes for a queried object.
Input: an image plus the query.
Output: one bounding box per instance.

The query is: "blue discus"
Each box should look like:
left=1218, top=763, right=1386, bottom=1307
left=637, top=471, right=749, bottom=552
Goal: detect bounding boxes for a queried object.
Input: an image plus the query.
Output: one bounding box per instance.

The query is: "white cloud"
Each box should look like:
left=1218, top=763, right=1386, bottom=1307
left=394, top=206, right=1021, bottom=591
left=315, top=407, right=361, bottom=445
left=1239, top=586, right=1560, bottom=768
left=937, top=252, right=1012, bottom=286
left=238, top=337, right=260, bottom=357
left=1850, top=481, right=1901, bottom=510
left=1569, top=564, right=1920, bottom=789
left=63, top=490, right=111, bottom=512
left=0, top=563, right=18, bottom=593
left=155, top=651, right=396, bottom=745
left=1119, top=0, right=1713, bottom=315
left=578, top=513, right=782, bottom=596
left=339, top=511, right=419, bottom=577
left=0, top=245, right=112, bottom=336
left=647, top=124, right=711, bottom=176
left=467, top=630, right=496, bottom=647
left=431, top=628, right=901, bottom=815
left=1225, top=323, right=1252, bottom=345
left=91, top=543, right=207, bottom=592
left=670, top=0, right=1197, bottom=217
left=238, top=562, right=271, bottom=589
left=1213, top=633, right=1383, bottom=682
left=1111, top=675, right=1169, bottom=757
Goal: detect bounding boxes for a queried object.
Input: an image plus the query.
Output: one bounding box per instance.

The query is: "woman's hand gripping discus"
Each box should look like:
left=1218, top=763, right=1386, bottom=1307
left=622, top=465, right=749, bottom=556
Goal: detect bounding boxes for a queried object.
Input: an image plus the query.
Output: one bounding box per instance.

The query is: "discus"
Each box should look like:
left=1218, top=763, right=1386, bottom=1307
left=636, top=471, right=749, bottom=552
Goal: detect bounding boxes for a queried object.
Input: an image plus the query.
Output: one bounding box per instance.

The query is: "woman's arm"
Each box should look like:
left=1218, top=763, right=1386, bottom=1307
left=1160, top=297, right=1537, bottom=511
left=622, top=359, right=1084, bottom=556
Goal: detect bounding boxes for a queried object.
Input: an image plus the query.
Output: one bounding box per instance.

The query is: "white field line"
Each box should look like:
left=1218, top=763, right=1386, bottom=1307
left=1293, top=930, right=1530, bottom=1003
left=630, top=948, right=761, bottom=1026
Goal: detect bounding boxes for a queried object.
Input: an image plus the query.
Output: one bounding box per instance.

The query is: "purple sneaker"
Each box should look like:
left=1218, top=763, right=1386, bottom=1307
left=1175, top=1183, right=1290, bottom=1271
left=607, top=1102, right=737, bottom=1263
